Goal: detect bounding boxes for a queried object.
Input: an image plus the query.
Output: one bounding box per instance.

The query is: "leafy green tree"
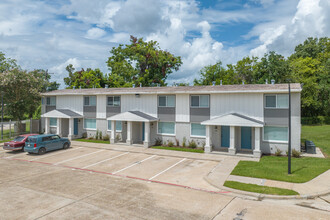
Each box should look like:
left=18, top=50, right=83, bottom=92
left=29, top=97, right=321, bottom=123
left=64, top=65, right=106, bottom=88
left=291, top=37, right=329, bottom=59
left=194, top=61, right=239, bottom=85
left=0, top=69, right=44, bottom=129
left=234, top=56, right=258, bottom=84
left=0, top=52, right=18, bottom=72
left=107, top=35, right=182, bottom=87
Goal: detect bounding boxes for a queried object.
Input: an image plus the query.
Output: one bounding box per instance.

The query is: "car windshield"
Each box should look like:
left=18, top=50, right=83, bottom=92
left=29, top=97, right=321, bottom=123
left=26, top=137, right=37, bottom=143
left=13, top=136, right=25, bottom=142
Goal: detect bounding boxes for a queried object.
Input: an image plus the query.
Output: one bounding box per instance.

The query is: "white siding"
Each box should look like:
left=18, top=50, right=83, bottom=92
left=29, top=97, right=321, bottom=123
left=56, top=95, right=83, bottom=115
left=121, top=94, right=157, bottom=118
left=175, top=94, right=190, bottom=122
left=97, top=95, right=106, bottom=119
left=210, top=93, right=263, bottom=121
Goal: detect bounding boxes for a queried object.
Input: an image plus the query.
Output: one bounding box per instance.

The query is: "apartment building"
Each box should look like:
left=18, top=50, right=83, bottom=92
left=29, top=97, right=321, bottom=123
left=41, top=83, right=302, bottom=157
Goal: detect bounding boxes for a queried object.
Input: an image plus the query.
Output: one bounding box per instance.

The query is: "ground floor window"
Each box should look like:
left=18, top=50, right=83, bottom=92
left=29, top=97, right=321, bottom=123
left=158, top=122, right=175, bottom=135
left=191, top=123, right=206, bottom=137
left=263, top=126, right=288, bottom=142
left=84, top=119, right=96, bottom=130
left=107, top=120, right=122, bottom=131
left=49, top=118, right=57, bottom=127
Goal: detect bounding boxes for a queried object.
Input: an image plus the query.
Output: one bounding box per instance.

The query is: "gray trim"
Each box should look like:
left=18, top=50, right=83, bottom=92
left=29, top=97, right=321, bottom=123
left=158, top=107, right=175, bottom=122
left=106, top=106, right=121, bottom=117
left=83, top=106, right=96, bottom=118
left=129, top=111, right=158, bottom=121
left=264, top=109, right=289, bottom=126
left=190, top=108, right=210, bottom=123
left=56, top=109, right=83, bottom=117
left=45, top=106, right=56, bottom=113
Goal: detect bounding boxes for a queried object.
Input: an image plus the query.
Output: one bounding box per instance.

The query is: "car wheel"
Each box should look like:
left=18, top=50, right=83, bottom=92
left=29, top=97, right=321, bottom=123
left=38, top=147, right=46, bottom=155
left=63, top=143, right=69, bottom=149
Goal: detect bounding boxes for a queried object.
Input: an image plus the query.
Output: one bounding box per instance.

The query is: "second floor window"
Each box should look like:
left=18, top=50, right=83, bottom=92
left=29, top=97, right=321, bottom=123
left=158, top=95, right=175, bottom=107
left=191, top=95, right=209, bottom=108
left=265, top=94, right=288, bottom=108
left=84, top=96, right=96, bottom=106
left=107, top=96, right=120, bottom=106
left=46, top=97, right=56, bottom=106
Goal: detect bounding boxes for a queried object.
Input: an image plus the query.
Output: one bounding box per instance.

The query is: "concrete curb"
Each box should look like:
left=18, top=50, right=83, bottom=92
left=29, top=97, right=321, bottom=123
left=204, top=175, right=330, bottom=200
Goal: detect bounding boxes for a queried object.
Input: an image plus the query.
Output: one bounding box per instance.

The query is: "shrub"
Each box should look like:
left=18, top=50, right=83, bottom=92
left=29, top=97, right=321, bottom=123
left=103, top=134, right=110, bottom=141
left=155, top=138, right=162, bottom=146
left=292, top=149, right=301, bottom=158
left=99, top=131, right=102, bottom=140
left=175, top=139, right=180, bottom=146
left=188, top=140, right=197, bottom=148
left=115, top=134, right=121, bottom=142
left=167, top=140, right=174, bottom=147
left=95, top=130, right=99, bottom=140
left=182, top=137, right=186, bottom=147
left=275, top=148, right=282, bottom=156
left=82, top=132, right=87, bottom=138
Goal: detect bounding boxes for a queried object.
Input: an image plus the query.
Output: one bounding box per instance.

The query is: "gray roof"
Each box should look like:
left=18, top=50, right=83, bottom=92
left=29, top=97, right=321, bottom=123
left=42, top=83, right=302, bottom=96
left=56, top=109, right=83, bottom=117
left=129, top=111, right=158, bottom=121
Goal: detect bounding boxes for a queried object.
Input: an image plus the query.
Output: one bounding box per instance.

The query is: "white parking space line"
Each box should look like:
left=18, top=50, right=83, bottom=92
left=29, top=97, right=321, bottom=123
left=82, top=152, right=129, bottom=169
left=4, top=153, right=24, bottom=159
left=54, top=149, right=105, bottom=165
left=149, top=158, right=186, bottom=180
left=112, top=155, right=156, bottom=174
left=29, top=147, right=83, bottom=161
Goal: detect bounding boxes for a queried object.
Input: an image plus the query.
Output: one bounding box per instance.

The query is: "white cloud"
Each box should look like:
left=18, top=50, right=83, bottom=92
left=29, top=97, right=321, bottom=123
left=85, top=28, right=106, bottom=39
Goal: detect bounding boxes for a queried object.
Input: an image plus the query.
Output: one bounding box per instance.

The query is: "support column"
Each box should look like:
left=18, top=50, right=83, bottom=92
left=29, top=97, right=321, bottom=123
left=110, top=120, right=116, bottom=144
left=57, top=118, right=62, bottom=136
left=229, top=126, right=236, bottom=155
left=126, top=121, right=133, bottom=145
left=204, top=125, right=212, bottom=153
left=45, top=118, right=49, bottom=134
left=143, top=122, right=151, bottom=148
left=253, top=127, right=261, bottom=157
left=68, top=118, right=74, bottom=140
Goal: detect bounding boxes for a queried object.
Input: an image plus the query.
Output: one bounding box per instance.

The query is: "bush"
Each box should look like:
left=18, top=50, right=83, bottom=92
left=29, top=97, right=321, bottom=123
left=167, top=140, right=174, bottom=147
left=82, top=132, right=87, bottom=138
left=103, top=134, right=110, bottom=141
left=115, top=134, right=121, bottom=142
left=99, top=131, right=102, bottom=140
left=292, top=149, right=301, bottom=158
left=188, top=140, right=197, bottom=148
left=95, top=130, right=99, bottom=140
left=182, top=137, right=186, bottom=147
left=155, top=138, right=162, bottom=146
left=275, top=148, right=283, bottom=156
left=32, top=105, right=41, bottom=119
left=175, top=139, right=180, bottom=146
left=301, top=116, right=330, bottom=125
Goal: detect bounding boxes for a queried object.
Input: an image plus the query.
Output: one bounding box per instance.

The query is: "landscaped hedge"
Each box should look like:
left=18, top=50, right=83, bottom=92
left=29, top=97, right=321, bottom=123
left=301, top=116, right=330, bottom=125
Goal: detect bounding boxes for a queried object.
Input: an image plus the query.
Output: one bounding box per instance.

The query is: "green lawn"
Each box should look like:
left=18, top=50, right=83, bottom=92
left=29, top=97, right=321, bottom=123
left=75, top=138, right=110, bottom=144
left=301, top=125, right=330, bottom=157
left=151, top=146, right=204, bottom=153
left=231, top=156, right=329, bottom=183
left=224, top=181, right=299, bottom=196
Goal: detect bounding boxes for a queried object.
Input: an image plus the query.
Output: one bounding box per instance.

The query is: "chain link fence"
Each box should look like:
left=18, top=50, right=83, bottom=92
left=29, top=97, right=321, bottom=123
left=0, top=119, right=41, bottom=143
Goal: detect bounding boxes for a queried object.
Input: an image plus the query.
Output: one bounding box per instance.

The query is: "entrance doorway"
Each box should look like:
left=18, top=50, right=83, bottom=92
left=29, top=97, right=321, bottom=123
left=221, top=126, right=230, bottom=148
left=241, top=127, right=252, bottom=149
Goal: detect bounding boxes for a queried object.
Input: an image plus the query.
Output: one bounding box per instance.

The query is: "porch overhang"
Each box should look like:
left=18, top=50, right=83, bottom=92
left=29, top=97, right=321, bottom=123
left=41, top=109, right=83, bottom=119
left=107, top=111, right=158, bottom=122
left=201, top=113, right=264, bottom=127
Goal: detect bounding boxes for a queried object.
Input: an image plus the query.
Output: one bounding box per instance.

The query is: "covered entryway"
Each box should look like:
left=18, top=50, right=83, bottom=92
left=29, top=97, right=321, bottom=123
left=41, top=109, right=83, bottom=139
left=107, top=111, right=158, bottom=148
left=201, top=113, right=264, bottom=157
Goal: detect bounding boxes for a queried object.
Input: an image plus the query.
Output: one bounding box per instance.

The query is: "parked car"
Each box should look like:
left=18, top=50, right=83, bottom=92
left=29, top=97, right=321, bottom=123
left=24, top=134, right=71, bottom=155
left=3, top=134, right=39, bottom=151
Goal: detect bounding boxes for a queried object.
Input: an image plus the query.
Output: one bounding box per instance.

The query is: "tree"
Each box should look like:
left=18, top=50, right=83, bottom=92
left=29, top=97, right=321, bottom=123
left=234, top=56, right=258, bottom=84
left=63, top=65, right=106, bottom=89
left=0, top=68, right=44, bottom=129
left=107, top=35, right=182, bottom=87
left=291, top=37, right=329, bottom=59
left=0, top=52, right=18, bottom=72
left=194, top=61, right=239, bottom=85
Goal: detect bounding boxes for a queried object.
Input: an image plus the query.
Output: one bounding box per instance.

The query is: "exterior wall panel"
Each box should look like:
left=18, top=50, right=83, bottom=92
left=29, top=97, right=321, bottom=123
left=45, top=106, right=56, bottom=113
left=190, top=108, right=210, bottom=123
left=97, top=95, right=106, bottom=119
left=83, top=106, right=96, bottom=118
left=106, top=106, right=121, bottom=117
left=158, top=107, right=175, bottom=121
left=56, top=95, right=83, bottom=114
left=210, top=93, right=263, bottom=121
left=121, top=94, right=157, bottom=118
left=175, top=94, right=190, bottom=122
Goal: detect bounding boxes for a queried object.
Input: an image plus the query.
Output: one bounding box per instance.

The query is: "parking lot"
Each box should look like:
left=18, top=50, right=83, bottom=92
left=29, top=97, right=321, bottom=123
left=0, top=145, right=220, bottom=192
left=1, top=143, right=329, bottom=219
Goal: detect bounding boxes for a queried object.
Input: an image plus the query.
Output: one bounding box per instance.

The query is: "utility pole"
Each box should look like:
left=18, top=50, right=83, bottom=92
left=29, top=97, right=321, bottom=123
left=288, top=83, right=291, bottom=174
left=1, top=92, right=3, bottom=140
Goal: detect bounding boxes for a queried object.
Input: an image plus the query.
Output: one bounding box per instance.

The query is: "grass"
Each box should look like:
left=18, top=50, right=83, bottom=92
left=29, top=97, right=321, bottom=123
left=1, top=121, right=31, bottom=143
left=301, top=125, right=330, bottom=157
left=75, top=138, right=110, bottom=144
left=224, top=181, right=299, bottom=196
left=231, top=156, right=329, bottom=183
left=151, top=146, right=204, bottom=153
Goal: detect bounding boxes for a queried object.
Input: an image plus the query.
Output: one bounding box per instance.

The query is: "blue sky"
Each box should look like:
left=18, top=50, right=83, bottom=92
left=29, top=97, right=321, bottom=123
left=0, top=0, right=329, bottom=87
